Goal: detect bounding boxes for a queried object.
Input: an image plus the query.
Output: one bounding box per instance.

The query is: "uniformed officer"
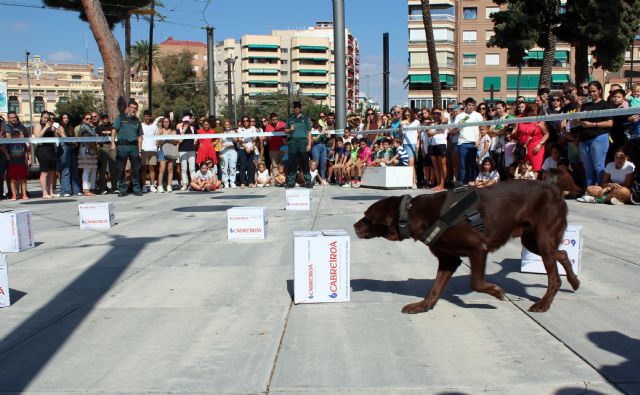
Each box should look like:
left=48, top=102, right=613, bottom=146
left=111, top=100, right=143, bottom=197
left=284, top=101, right=312, bottom=188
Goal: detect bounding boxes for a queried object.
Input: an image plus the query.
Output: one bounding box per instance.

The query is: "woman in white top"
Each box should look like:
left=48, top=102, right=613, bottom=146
left=237, top=116, right=256, bottom=188
left=400, top=107, right=420, bottom=188
left=427, top=109, right=449, bottom=191
left=220, top=120, right=239, bottom=189
left=580, top=148, right=635, bottom=204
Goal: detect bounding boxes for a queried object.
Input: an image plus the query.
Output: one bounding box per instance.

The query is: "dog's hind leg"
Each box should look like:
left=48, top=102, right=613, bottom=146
left=469, top=249, right=506, bottom=301
left=555, top=249, right=580, bottom=291
left=402, top=255, right=462, bottom=314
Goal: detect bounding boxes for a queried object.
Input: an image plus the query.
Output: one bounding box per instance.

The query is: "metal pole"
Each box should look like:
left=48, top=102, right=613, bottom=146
left=287, top=81, right=291, bottom=116
left=333, top=0, right=347, bottom=131
left=383, top=32, right=390, bottom=113
left=124, top=15, right=131, bottom=100
left=147, top=0, right=155, bottom=111
left=226, top=58, right=233, bottom=123
left=630, top=39, right=635, bottom=89
left=25, top=51, right=34, bottom=136
left=206, top=26, right=216, bottom=117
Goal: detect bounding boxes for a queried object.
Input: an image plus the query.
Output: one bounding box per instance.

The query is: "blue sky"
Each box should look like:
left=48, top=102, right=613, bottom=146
left=0, top=0, right=409, bottom=106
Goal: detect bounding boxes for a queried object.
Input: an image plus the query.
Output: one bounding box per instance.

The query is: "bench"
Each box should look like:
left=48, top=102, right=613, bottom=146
left=360, top=166, right=414, bottom=189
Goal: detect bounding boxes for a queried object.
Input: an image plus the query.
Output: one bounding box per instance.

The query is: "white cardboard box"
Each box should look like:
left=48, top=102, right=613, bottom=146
left=361, top=166, right=414, bottom=188
left=286, top=189, right=311, bottom=211
left=0, top=253, right=9, bottom=308
left=521, top=224, right=583, bottom=275
left=227, top=207, right=269, bottom=240
left=79, top=203, right=116, bottom=229
left=294, top=230, right=350, bottom=304
left=0, top=210, right=34, bottom=252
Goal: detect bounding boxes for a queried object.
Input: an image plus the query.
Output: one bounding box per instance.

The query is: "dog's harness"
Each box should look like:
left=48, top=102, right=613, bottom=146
left=397, top=186, right=486, bottom=246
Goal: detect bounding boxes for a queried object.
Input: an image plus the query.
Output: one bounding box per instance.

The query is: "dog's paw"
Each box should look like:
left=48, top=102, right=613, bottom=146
left=491, top=285, right=506, bottom=301
left=528, top=301, right=551, bottom=313
left=568, top=277, right=580, bottom=291
left=401, top=302, right=429, bottom=314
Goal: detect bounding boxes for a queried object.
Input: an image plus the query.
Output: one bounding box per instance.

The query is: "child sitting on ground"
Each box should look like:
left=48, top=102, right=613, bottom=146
left=514, top=160, right=536, bottom=180
left=274, top=164, right=287, bottom=187
left=255, top=162, right=271, bottom=187
left=352, top=138, right=372, bottom=188
left=190, top=162, right=221, bottom=191
left=471, top=157, right=500, bottom=188
left=309, top=159, right=325, bottom=186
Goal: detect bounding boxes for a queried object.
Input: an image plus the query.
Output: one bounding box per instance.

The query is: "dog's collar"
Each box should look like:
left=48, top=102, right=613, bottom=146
left=397, top=194, right=413, bottom=240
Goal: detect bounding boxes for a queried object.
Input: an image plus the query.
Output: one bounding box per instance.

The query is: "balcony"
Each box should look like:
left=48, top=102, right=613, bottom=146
left=408, top=14, right=455, bottom=23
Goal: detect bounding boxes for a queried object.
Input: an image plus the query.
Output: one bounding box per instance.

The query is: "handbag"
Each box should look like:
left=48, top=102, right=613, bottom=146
left=162, top=142, right=179, bottom=160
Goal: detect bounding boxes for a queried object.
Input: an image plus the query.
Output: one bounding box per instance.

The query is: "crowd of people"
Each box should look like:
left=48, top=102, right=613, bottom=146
left=0, top=79, right=639, bottom=205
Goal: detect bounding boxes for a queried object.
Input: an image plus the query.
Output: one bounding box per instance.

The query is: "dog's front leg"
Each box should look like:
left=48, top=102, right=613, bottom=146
left=402, top=255, right=462, bottom=314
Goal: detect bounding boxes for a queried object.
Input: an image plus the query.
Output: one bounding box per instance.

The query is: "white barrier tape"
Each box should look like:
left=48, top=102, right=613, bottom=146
left=2, top=107, right=639, bottom=145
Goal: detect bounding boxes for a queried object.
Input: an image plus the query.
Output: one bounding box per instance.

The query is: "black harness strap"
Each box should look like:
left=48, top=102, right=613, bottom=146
left=397, top=194, right=413, bottom=240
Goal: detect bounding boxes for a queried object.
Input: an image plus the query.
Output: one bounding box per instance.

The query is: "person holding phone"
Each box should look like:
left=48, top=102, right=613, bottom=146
left=33, top=111, right=58, bottom=199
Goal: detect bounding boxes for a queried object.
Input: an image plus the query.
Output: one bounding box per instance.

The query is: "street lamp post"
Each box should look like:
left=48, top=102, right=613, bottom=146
left=225, top=57, right=236, bottom=126
left=25, top=51, right=34, bottom=135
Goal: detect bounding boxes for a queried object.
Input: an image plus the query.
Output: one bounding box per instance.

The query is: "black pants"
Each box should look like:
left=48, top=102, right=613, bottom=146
left=624, top=139, right=640, bottom=182
left=117, top=144, right=141, bottom=194
left=287, top=139, right=311, bottom=186
left=237, top=149, right=255, bottom=185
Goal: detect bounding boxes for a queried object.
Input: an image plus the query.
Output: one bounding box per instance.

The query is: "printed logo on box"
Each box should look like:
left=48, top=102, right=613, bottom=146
left=328, top=240, right=339, bottom=298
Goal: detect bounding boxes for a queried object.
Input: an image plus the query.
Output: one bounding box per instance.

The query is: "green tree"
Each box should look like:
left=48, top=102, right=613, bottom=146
left=44, top=0, right=152, bottom=119
left=152, top=51, right=209, bottom=117
left=489, top=0, right=561, bottom=89
left=557, top=0, right=640, bottom=84
left=55, top=92, right=105, bottom=125
left=131, top=40, right=163, bottom=79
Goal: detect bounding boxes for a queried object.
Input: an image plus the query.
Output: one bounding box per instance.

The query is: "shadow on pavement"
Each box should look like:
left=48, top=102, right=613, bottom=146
left=173, top=205, right=234, bottom=213
left=9, top=289, right=28, bottom=305
left=211, top=195, right=267, bottom=200
left=492, top=259, right=577, bottom=300
left=0, top=233, right=179, bottom=392
left=20, top=199, right=76, bottom=205
left=553, top=388, right=610, bottom=395
left=588, top=331, right=640, bottom=386
left=332, top=195, right=383, bottom=201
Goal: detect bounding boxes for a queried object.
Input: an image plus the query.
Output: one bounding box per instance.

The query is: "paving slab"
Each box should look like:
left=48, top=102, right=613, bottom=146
left=0, top=183, right=638, bottom=394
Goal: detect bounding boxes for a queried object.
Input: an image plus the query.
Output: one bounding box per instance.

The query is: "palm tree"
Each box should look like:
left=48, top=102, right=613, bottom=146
left=130, top=40, right=162, bottom=81
left=420, top=0, right=442, bottom=108
left=539, top=1, right=559, bottom=89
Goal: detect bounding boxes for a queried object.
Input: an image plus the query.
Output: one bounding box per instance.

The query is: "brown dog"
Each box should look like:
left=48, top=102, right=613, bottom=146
left=353, top=180, right=580, bottom=314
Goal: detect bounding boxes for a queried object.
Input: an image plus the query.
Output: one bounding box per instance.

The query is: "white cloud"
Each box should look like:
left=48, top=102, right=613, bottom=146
left=48, top=51, right=81, bottom=63
left=10, top=21, right=30, bottom=31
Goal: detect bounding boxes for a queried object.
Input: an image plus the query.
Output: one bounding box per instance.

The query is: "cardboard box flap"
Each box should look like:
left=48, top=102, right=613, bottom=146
left=321, top=230, right=349, bottom=236
left=293, top=231, right=321, bottom=237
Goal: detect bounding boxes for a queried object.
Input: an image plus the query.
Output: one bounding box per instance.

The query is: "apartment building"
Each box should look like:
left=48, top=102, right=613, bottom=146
left=0, top=55, right=145, bottom=122
left=407, top=0, right=574, bottom=109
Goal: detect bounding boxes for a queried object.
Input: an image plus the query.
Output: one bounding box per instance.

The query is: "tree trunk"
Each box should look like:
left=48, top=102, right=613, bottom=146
left=574, top=40, right=589, bottom=84
left=540, top=33, right=557, bottom=88
left=81, top=0, right=124, bottom=121
left=124, top=15, right=131, bottom=100
left=421, top=0, right=442, bottom=108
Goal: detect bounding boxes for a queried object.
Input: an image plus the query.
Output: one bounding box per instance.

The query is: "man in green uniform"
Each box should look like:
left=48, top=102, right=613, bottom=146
left=285, top=101, right=313, bottom=188
left=111, top=100, right=143, bottom=197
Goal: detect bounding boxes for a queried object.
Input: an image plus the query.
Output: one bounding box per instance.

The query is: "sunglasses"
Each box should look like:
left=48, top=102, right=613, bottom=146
left=84, top=117, right=91, bottom=120
left=581, top=85, right=589, bottom=89
left=552, top=98, right=562, bottom=102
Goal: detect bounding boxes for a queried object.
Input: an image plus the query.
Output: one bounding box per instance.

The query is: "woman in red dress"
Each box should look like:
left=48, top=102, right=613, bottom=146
left=514, top=103, right=549, bottom=177
left=196, top=119, right=218, bottom=166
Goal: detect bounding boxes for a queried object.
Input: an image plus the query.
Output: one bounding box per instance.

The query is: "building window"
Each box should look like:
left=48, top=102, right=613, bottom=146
left=485, top=54, right=500, bottom=66
left=409, top=29, right=426, bottom=42
left=71, top=75, right=82, bottom=80
left=281, top=48, right=288, bottom=53
left=410, top=99, right=432, bottom=109
left=281, top=71, right=288, bottom=76
left=193, top=66, right=199, bottom=72
left=410, top=52, right=429, bottom=67
left=194, top=54, right=199, bottom=60
left=485, top=7, right=500, bottom=19
left=8, top=96, right=19, bottom=113
left=463, top=54, right=477, bottom=66
left=433, top=28, right=454, bottom=43
left=462, top=77, right=477, bottom=89
left=34, top=96, right=45, bottom=113
left=463, top=7, right=477, bottom=19
left=281, top=60, right=288, bottom=65
left=486, top=31, right=494, bottom=43
left=462, top=31, right=477, bottom=43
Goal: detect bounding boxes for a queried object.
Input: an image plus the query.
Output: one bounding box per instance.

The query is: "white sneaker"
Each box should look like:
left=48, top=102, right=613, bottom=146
left=157, top=185, right=165, bottom=193
left=341, top=183, right=351, bottom=188
left=150, top=185, right=157, bottom=193
left=231, top=183, right=237, bottom=189
left=224, top=181, right=230, bottom=189
left=180, top=185, right=187, bottom=191
left=577, top=195, right=596, bottom=203
left=167, top=186, right=173, bottom=192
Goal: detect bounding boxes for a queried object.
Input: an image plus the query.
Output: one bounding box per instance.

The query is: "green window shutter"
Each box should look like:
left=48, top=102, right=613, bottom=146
left=483, top=76, right=501, bottom=92
left=525, top=75, right=540, bottom=90
left=410, top=74, right=431, bottom=83
left=507, top=75, right=519, bottom=90
left=247, top=44, right=279, bottom=49
left=554, top=51, right=569, bottom=61
left=551, top=74, right=570, bottom=83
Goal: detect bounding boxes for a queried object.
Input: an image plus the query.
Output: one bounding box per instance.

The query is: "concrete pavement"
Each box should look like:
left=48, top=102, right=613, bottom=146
left=0, top=183, right=638, bottom=394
